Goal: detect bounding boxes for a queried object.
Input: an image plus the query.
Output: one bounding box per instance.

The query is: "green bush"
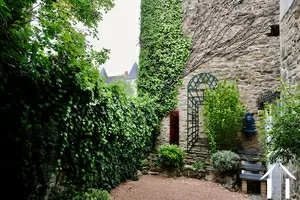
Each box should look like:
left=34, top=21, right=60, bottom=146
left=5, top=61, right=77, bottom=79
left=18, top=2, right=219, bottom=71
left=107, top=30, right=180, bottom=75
left=80, top=188, right=111, bottom=200
left=158, top=145, right=184, bottom=168
left=49, top=186, right=111, bottom=200
left=211, top=151, right=240, bottom=172
left=49, top=185, right=79, bottom=200
left=203, top=80, right=245, bottom=152
left=192, top=162, right=205, bottom=170
left=259, top=83, right=300, bottom=163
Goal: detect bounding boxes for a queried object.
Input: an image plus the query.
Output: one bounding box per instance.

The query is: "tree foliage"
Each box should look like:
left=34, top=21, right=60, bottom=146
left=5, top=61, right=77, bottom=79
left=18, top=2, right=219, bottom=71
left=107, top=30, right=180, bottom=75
left=138, top=0, right=191, bottom=119
left=108, top=78, right=136, bottom=97
left=203, top=81, right=245, bottom=152
left=0, top=1, right=160, bottom=199
left=259, top=83, right=300, bottom=163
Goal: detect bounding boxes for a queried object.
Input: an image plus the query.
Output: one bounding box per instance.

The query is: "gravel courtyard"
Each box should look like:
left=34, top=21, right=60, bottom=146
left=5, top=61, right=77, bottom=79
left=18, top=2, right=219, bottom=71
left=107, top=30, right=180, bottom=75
left=110, top=175, right=248, bottom=200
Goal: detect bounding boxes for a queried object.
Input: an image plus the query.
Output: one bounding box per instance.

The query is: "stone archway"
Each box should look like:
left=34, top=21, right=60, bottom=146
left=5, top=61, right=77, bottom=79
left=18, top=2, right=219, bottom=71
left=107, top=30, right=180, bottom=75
left=187, top=73, right=218, bottom=152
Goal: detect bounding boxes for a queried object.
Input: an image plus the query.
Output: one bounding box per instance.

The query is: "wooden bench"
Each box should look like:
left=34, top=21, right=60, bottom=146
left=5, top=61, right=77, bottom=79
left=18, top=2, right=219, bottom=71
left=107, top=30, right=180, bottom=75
left=240, top=173, right=267, bottom=196
left=238, top=149, right=267, bottom=196
left=240, top=163, right=266, bottom=172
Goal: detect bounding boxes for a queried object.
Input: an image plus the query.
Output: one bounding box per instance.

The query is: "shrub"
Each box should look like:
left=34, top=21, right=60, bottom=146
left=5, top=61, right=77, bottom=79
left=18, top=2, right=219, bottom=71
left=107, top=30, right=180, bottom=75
left=259, top=83, right=300, bottom=163
left=211, top=151, right=240, bottom=172
left=192, top=162, right=205, bottom=170
left=203, top=80, right=245, bottom=152
left=158, top=145, right=184, bottom=168
left=48, top=185, right=79, bottom=200
left=80, top=188, right=111, bottom=200
left=49, top=186, right=111, bottom=200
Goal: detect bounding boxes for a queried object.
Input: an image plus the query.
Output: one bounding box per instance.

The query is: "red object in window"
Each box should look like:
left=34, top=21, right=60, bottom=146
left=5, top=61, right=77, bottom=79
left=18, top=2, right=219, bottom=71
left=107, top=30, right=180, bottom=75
left=170, top=110, right=179, bottom=145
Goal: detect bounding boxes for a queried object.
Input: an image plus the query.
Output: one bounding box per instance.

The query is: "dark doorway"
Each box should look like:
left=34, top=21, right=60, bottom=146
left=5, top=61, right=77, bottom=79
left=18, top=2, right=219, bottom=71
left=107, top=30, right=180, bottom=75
left=170, top=111, right=179, bottom=145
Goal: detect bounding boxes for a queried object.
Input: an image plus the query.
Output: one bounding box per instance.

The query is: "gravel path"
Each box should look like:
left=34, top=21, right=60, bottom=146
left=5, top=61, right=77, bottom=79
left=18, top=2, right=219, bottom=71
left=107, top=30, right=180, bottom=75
left=110, top=175, right=248, bottom=200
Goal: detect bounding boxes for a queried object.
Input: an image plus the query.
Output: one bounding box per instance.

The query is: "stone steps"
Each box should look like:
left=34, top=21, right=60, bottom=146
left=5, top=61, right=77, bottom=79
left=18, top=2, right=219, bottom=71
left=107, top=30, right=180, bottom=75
left=240, top=154, right=264, bottom=163
left=192, top=138, right=209, bottom=145
left=187, top=153, right=210, bottom=160
left=239, top=173, right=266, bottom=181
left=238, top=149, right=266, bottom=174
left=192, top=143, right=210, bottom=148
left=238, top=149, right=264, bottom=155
left=239, top=163, right=266, bottom=172
left=188, top=147, right=210, bottom=154
left=186, top=137, right=211, bottom=161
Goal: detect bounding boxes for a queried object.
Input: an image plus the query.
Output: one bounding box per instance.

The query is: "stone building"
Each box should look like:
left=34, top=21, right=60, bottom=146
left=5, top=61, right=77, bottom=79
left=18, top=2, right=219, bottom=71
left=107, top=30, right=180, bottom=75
left=280, top=0, right=300, bottom=83
left=100, top=62, right=138, bottom=96
left=153, top=0, right=299, bottom=197
left=279, top=0, right=300, bottom=198
left=158, top=0, right=281, bottom=151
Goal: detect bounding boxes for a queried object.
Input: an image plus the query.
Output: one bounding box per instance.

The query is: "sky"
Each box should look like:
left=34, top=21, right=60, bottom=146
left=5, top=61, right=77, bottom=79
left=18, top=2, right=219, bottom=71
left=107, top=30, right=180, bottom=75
left=89, top=0, right=141, bottom=76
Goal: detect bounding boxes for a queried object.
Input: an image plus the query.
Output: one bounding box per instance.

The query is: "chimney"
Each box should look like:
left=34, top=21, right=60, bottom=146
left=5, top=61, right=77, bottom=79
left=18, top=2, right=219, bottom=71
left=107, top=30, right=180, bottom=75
left=124, top=71, right=128, bottom=77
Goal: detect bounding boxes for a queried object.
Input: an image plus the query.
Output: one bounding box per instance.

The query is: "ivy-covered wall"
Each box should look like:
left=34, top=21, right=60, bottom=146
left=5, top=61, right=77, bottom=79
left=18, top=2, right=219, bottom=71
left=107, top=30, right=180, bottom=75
left=2, top=70, right=158, bottom=200
left=57, top=82, right=159, bottom=190
left=138, top=0, right=191, bottom=120
left=0, top=1, right=159, bottom=199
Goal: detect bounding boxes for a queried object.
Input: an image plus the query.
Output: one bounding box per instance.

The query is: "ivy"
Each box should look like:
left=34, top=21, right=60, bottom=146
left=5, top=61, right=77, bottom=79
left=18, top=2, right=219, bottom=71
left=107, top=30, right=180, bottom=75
left=0, top=1, right=160, bottom=199
left=138, top=0, right=191, bottom=119
left=58, top=82, right=159, bottom=190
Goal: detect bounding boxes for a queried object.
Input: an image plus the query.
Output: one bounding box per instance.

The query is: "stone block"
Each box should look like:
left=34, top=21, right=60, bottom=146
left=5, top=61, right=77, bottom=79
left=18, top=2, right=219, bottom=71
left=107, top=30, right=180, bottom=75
left=242, top=179, right=248, bottom=193
left=260, top=181, right=267, bottom=196
left=280, top=0, right=300, bottom=84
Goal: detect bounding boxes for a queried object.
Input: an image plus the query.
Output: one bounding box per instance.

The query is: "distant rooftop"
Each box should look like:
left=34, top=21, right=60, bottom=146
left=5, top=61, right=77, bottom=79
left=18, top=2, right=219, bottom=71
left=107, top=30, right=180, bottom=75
left=100, top=68, right=108, bottom=78
left=100, top=62, right=138, bottom=83
left=127, top=62, right=138, bottom=80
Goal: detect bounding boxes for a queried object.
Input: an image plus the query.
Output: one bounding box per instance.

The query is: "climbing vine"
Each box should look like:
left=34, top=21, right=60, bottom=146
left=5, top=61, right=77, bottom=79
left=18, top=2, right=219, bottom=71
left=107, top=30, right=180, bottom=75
left=57, top=81, right=159, bottom=190
left=0, top=1, right=159, bottom=199
left=138, top=0, right=191, bottom=119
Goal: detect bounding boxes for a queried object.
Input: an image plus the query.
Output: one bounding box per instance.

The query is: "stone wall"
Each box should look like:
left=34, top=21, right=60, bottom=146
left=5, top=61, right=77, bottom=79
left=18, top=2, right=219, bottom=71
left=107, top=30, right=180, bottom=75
left=280, top=0, right=300, bottom=197
left=157, top=116, right=170, bottom=148
left=280, top=0, right=300, bottom=83
left=288, top=163, right=300, bottom=199
left=158, top=0, right=281, bottom=151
